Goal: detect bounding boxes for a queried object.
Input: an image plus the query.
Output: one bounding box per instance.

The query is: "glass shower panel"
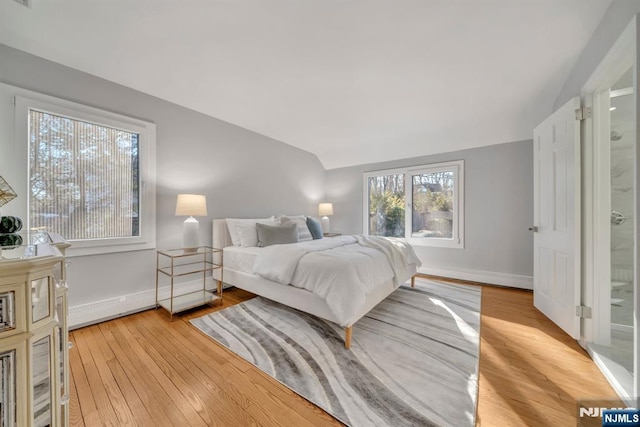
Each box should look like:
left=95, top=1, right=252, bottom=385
left=609, top=70, right=635, bottom=377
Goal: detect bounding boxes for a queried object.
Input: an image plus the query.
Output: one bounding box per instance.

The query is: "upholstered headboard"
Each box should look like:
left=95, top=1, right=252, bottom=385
left=212, top=219, right=233, bottom=249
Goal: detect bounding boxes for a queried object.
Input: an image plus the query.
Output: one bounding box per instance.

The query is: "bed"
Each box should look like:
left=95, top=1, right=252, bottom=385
left=212, top=219, right=420, bottom=348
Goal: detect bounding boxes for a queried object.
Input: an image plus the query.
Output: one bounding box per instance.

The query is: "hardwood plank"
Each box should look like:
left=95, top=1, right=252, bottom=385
left=137, top=309, right=334, bottom=426
left=111, top=317, right=209, bottom=426
left=476, top=383, right=575, bottom=427
left=82, top=327, right=139, bottom=426
left=476, top=281, right=621, bottom=426
left=98, top=320, right=190, bottom=427
left=87, top=325, right=156, bottom=427
left=131, top=311, right=256, bottom=426
left=68, top=334, right=88, bottom=427
left=167, top=306, right=252, bottom=374
left=244, top=366, right=342, bottom=427
left=72, top=328, right=118, bottom=425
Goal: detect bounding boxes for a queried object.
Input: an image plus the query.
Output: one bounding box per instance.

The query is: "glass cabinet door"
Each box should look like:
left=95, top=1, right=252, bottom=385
left=0, top=291, right=15, bottom=334
left=31, top=277, right=51, bottom=323
left=57, top=300, right=65, bottom=395
left=55, top=291, right=69, bottom=427
left=32, top=335, right=52, bottom=427
left=0, top=349, right=16, bottom=427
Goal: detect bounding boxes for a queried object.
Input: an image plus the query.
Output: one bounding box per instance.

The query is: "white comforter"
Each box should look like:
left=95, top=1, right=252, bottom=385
left=253, top=235, right=421, bottom=325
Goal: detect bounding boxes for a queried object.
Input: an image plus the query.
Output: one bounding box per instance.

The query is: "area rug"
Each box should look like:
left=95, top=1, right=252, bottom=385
left=190, top=278, right=481, bottom=426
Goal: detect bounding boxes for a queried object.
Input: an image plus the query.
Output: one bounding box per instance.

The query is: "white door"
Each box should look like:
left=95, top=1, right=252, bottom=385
left=533, top=96, right=581, bottom=339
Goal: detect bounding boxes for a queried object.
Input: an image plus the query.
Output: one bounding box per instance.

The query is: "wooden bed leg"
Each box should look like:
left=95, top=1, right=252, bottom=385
left=345, top=326, right=352, bottom=349
left=411, top=275, right=416, bottom=288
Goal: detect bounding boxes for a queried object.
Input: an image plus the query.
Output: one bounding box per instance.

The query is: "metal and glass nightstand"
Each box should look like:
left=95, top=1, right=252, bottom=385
left=155, top=246, right=223, bottom=320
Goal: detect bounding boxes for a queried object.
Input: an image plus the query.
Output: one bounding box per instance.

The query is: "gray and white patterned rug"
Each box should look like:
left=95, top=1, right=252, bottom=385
left=191, top=279, right=481, bottom=426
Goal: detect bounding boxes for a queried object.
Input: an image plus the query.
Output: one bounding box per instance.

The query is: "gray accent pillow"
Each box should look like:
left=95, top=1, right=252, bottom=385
left=257, top=222, right=299, bottom=247
left=306, top=216, right=323, bottom=240
left=279, top=215, right=313, bottom=241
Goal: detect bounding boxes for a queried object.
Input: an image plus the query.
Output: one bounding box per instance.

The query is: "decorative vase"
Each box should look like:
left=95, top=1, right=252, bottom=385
left=0, top=233, right=23, bottom=248
left=0, top=216, right=22, bottom=233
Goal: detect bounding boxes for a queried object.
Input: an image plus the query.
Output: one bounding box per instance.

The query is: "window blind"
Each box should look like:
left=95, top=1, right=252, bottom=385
left=29, top=110, right=140, bottom=240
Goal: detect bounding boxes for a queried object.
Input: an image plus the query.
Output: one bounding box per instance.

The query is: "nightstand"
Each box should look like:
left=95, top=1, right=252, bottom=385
left=323, top=233, right=342, bottom=237
left=155, top=246, right=222, bottom=320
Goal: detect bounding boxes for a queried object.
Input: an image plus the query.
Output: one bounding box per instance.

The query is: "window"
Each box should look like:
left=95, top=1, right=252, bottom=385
left=363, top=160, right=464, bottom=248
left=15, top=95, right=156, bottom=256
left=366, top=172, right=405, bottom=237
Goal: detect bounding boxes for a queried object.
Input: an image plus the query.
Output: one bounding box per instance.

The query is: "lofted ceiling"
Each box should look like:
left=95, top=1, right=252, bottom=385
left=0, top=0, right=611, bottom=169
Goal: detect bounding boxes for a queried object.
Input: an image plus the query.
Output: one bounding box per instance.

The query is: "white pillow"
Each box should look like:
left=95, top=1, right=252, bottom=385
left=279, top=215, right=312, bottom=242
left=226, top=218, right=276, bottom=247
left=276, top=214, right=306, bottom=223
left=236, top=220, right=280, bottom=247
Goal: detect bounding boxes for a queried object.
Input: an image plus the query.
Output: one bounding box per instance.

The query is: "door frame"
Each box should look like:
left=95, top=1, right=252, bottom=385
left=580, top=16, right=637, bottom=401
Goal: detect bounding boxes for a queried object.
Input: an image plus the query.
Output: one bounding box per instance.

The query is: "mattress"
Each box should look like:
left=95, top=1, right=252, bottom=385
left=223, top=246, right=260, bottom=274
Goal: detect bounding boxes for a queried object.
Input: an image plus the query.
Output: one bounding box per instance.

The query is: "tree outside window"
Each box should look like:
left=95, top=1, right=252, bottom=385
left=367, top=174, right=405, bottom=237
left=411, top=171, right=454, bottom=238
left=364, top=161, right=464, bottom=248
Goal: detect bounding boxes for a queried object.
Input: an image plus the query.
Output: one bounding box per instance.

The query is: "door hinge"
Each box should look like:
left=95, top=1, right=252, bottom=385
left=576, top=305, right=592, bottom=319
left=575, top=107, right=591, bottom=121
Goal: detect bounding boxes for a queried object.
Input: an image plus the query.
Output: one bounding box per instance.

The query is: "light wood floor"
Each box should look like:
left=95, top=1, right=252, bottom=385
left=68, top=278, right=620, bottom=426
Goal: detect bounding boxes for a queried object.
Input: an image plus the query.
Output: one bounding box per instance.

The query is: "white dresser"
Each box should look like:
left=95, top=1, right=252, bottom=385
left=0, top=232, right=70, bottom=427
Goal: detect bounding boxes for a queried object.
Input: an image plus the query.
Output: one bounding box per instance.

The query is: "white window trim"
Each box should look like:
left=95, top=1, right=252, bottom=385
left=362, top=160, right=464, bottom=248
left=14, top=94, right=156, bottom=257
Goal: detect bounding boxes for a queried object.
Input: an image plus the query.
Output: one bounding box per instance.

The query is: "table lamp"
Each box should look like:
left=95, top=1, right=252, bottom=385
left=175, top=194, right=207, bottom=251
left=318, top=202, right=334, bottom=233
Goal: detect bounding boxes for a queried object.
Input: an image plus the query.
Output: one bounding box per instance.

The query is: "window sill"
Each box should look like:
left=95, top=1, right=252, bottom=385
left=405, top=237, right=464, bottom=249
left=66, top=239, right=156, bottom=257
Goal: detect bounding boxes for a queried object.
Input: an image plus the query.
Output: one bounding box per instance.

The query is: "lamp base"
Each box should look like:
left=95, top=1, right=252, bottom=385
left=321, top=216, right=330, bottom=233
left=183, top=216, right=200, bottom=251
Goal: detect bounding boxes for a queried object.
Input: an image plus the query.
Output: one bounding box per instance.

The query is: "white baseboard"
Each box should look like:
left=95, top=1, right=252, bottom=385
left=70, top=267, right=531, bottom=328
left=68, top=278, right=219, bottom=329
left=418, top=266, right=533, bottom=290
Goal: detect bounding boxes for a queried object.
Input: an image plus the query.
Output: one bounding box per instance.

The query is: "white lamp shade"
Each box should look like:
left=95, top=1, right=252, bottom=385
left=176, top=194, right=208, bottom=217
left=318, top=203, right=334, bottom=216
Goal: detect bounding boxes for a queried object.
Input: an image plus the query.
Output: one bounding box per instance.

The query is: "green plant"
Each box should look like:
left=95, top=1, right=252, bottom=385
left=370, top=190, right=405, bottom=237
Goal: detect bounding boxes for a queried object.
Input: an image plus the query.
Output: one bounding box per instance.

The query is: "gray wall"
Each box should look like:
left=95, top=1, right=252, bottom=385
left=554, top=0, right=640, bottom=110
left=0, top=43, right=325, bottom=307
left=326, top=140, right=533, bottom=278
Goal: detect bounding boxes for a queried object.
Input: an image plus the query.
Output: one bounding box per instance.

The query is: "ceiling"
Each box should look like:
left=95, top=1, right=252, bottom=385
left=0, top=0, right=612, bottom=169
